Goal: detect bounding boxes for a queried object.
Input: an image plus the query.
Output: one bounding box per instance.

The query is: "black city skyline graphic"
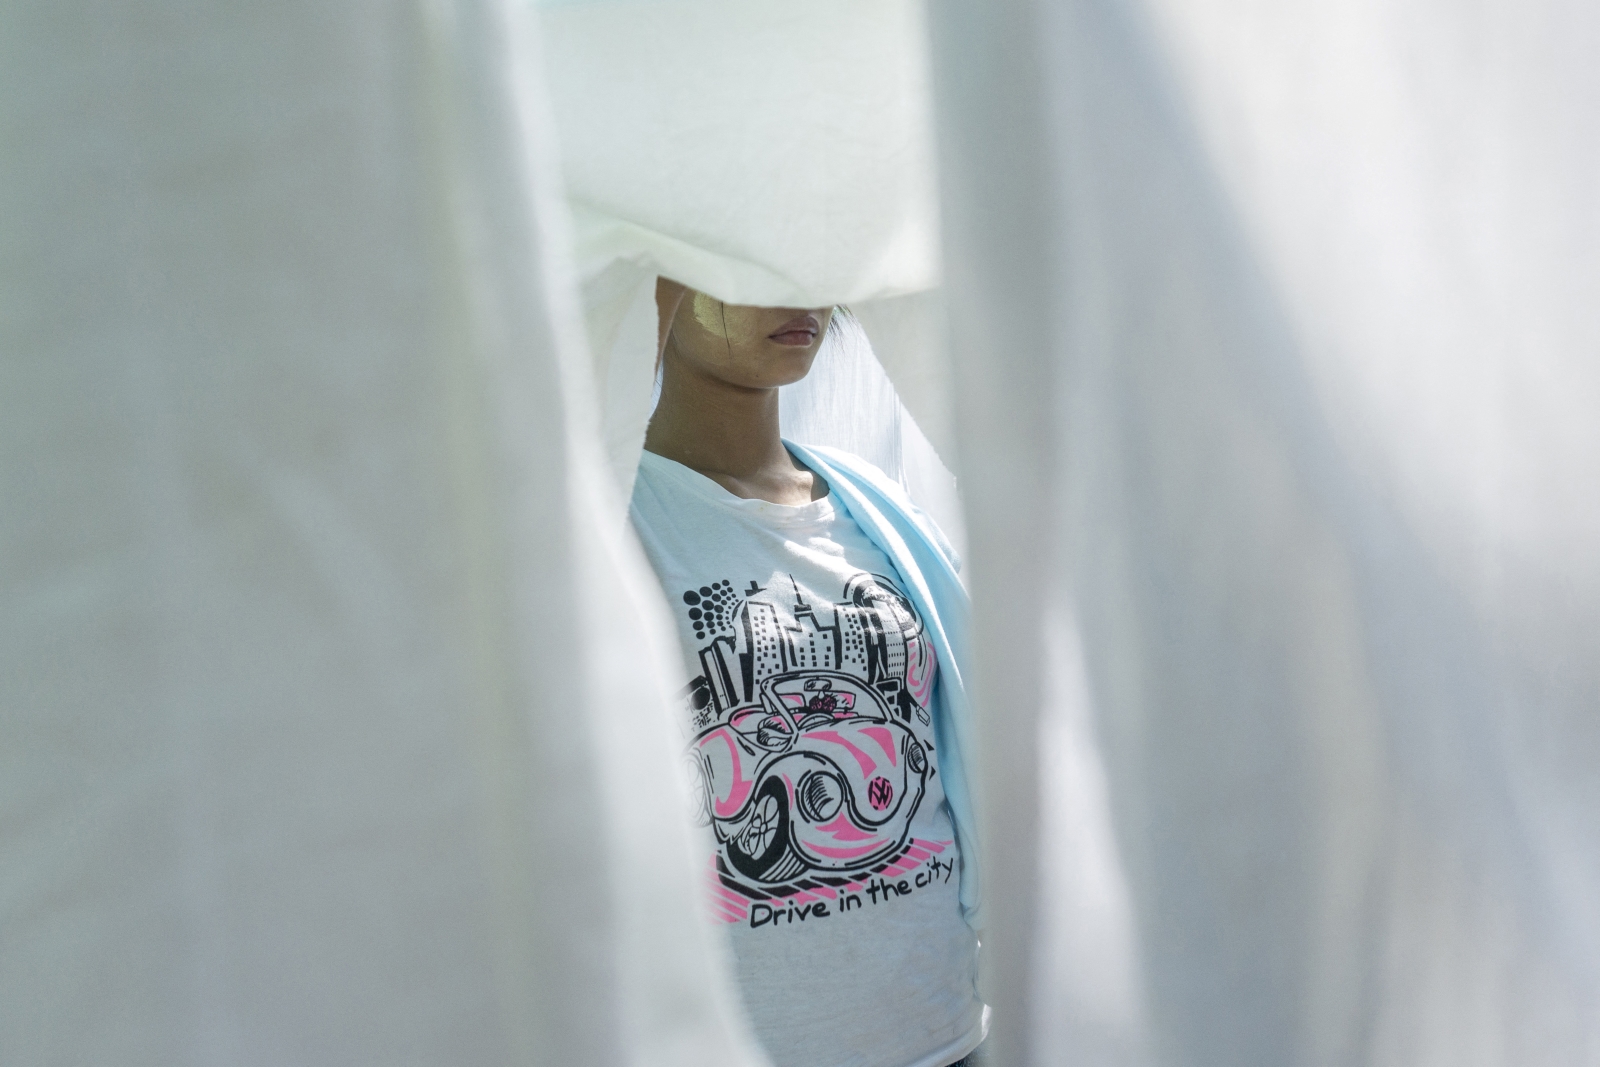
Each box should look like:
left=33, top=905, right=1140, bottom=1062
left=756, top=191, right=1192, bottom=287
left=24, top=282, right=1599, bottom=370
left=677, top=570, right=947, bottom=925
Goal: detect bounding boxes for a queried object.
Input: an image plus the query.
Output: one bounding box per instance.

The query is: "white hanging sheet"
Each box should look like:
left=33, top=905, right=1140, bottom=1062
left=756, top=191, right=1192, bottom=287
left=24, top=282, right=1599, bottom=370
left=928, top=0, right=1600, bottom=1064
left=1, top=3, right=762, bottom=1065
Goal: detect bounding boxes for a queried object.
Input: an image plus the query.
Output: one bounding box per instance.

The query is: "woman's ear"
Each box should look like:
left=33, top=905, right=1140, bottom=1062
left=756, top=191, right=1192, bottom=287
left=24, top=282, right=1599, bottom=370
left=655, top=277, right=688, bottom=366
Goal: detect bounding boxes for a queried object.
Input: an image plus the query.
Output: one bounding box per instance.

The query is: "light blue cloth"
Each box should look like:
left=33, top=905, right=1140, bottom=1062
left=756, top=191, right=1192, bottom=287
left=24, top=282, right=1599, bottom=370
left=785, top=442, right=982, bottom=927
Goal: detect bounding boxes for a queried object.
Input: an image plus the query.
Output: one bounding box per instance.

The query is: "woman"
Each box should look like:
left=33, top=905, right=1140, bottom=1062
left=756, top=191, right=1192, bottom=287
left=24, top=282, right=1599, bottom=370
left=629, top=280, right=985, bottom=1067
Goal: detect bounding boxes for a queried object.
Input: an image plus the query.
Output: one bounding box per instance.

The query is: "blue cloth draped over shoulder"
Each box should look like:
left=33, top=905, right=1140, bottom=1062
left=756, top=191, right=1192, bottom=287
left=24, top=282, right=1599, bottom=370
left=784, top=441, right=982, bottom=928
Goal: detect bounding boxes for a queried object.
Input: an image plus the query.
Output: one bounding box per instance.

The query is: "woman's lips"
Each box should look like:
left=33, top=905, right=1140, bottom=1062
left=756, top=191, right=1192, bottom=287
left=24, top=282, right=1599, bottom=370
left=768, top=313, right=820, bottom=346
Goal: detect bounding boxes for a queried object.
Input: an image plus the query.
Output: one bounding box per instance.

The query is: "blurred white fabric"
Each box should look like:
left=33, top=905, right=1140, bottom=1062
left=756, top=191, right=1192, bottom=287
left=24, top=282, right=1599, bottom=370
left=536, top=0, right=939, bottom=310
left=928, top=0, right=1600, bottom=1064
left=2, top=2, right=761, bottom=1065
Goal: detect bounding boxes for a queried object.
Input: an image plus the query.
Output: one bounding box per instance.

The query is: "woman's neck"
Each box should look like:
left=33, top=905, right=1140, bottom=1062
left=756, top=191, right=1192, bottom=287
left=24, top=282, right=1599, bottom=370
left=643, top=356, right=822, bottom=505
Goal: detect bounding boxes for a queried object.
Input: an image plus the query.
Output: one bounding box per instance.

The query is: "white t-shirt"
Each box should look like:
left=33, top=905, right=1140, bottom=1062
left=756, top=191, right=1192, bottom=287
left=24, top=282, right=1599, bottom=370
left=630, top=450, right=984, bottom=1067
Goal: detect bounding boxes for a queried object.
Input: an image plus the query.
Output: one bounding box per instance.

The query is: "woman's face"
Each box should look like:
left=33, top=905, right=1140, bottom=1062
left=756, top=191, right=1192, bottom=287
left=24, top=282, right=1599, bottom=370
left=659, top=281, right=835, bottom=390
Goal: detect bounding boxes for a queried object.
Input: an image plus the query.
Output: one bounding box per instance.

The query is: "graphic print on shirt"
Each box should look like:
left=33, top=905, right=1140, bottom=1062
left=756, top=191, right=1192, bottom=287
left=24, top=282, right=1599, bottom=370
left=678, top=572, right=952, bottom=924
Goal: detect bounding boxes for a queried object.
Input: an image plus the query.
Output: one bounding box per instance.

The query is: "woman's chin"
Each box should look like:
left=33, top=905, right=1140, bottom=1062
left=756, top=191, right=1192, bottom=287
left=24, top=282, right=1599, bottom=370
left=766, top=350, right=820, bottom=381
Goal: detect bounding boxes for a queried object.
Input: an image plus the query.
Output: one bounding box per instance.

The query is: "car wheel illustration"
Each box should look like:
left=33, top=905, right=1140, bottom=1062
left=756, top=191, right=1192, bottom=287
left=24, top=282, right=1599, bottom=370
left=727, top=777, right=795, bottom=882
left=796, top=769, right=846, bottom=823
left=683, top=753, right=712, bottom=827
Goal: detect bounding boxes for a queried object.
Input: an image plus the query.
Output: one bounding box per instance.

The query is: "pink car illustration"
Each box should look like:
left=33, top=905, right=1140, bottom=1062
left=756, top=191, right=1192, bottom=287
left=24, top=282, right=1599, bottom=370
left=687, top=670, right=930, bottom=884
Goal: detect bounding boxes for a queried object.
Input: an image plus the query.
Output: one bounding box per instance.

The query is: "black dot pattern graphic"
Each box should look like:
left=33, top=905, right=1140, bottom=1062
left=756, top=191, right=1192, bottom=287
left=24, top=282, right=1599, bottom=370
left=683, top=580, right=738, bottom=641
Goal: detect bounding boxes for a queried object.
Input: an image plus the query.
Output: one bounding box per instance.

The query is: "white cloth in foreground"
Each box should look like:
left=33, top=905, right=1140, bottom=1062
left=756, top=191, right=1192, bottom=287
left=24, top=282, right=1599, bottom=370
left=928, top=0, right=1600, bottom=1065
left=1, top=3, right=759, bottom=1066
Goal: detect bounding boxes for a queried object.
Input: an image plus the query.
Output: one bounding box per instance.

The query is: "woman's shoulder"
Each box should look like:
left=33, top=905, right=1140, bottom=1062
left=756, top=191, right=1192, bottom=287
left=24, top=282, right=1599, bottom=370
left=790, top=441, right=915, bottom=508
left=791, top=443, right=899, bottom=494
left=789, top=443, right=963, bottom=577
